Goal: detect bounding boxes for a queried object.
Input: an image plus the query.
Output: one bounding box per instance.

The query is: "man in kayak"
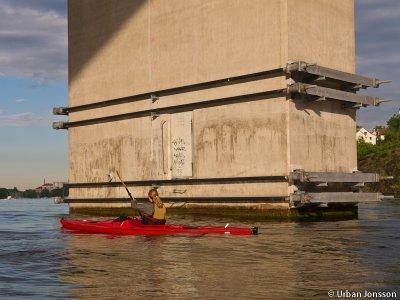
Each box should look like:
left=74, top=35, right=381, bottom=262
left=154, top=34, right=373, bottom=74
left=131, top=188, right=166, bottom=225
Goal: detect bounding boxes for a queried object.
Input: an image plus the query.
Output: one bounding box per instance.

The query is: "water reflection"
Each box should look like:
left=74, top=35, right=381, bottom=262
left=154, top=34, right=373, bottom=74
left=1, top=199, right=398, bottom=299
left=59, top=210, right=399, bottom=299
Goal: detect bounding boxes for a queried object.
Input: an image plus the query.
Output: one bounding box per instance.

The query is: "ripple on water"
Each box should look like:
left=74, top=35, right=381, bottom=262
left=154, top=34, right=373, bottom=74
left=0, top=199, right=400, bottom=299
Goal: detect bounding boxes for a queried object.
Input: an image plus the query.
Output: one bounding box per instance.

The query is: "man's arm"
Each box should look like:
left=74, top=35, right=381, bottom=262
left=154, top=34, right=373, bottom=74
left=131, top=199, right=153, bottom=216
left=131, top=198, right=138, bottom=208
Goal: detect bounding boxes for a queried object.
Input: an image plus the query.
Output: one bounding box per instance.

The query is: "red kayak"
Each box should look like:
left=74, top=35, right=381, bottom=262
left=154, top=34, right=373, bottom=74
left=60, top=218, right=258, bottom=236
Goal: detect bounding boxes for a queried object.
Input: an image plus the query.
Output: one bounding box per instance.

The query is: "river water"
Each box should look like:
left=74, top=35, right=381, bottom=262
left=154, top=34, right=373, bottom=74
left=0, top=198, right=399, bottom=299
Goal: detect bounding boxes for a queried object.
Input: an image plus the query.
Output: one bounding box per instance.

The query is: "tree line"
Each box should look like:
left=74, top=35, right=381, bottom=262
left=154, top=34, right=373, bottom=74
left=358, top=113, right=400, bottom=197
left=0, top=187, right=69, bottom=199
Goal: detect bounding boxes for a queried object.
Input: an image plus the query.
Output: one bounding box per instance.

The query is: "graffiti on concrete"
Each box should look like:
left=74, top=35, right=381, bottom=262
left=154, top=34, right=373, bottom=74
left=172, top=137, right=187, bottom=176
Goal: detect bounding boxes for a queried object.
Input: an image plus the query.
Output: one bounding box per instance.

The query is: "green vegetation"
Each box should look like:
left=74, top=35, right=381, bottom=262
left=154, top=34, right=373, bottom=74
left=0, top=186, right=68, bottom=199
left=23, top=189, right=39, bottom=198
left=49, top=188, right=69, bottom=197
left=358, top=113, right=400, bottom=197
left=0, top=187, right=19, bottom=199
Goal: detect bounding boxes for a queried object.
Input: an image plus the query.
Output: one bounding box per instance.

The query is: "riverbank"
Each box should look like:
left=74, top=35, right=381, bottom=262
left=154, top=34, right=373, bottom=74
left=357, top=113, right=400, bottom=197
left=359, top=146, right=400, bottom=198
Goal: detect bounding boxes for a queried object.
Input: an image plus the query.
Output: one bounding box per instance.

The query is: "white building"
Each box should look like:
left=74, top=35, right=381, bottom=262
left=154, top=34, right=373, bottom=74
left=372, top=127, right=386, bottom=142
left=356, top=128, right=377, bottom=145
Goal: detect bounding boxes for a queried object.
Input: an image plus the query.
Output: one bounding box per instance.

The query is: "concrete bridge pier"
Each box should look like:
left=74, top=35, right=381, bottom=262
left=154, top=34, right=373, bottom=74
left=54, top=0, right=387, bottom=219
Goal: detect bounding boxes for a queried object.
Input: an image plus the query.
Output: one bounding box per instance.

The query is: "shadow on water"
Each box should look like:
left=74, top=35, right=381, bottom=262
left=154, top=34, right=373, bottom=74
left=0, top=198, right=399, bottom=299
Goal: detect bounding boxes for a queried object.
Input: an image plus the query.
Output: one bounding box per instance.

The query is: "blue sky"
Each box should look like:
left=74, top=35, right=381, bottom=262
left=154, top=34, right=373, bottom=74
left=0, top=0, right=67, bottom=189
left=0, top=0, right=399, bottom=189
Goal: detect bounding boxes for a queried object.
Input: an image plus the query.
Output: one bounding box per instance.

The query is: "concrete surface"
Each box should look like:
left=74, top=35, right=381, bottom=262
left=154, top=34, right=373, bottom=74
left=66, top=0, right=358, bottom=215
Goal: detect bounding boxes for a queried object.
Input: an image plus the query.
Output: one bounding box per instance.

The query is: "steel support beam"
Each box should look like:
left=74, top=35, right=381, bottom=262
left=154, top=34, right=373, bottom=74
left=52, top=62, right=389, bottom=130
left=290, top=192, right=382, bottom=207
left=285, top=61, right=382, bottom=88
left=63, top=196, right=287, bottom=204
left=288, top=83, right=380, bottom=106
left=66, top=175, right=287, bottom=188
left=52, top=89, right=284, bottom=129
left=65, top=68, right=284, bottom=113
left=52, top=121, right=68, bottom=130
left=289, top=170, right=381, bottom=183
left=53, top=107, right=69, bottom=115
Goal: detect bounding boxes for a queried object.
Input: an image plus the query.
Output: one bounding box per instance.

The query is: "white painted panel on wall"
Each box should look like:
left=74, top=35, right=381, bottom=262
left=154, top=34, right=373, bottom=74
left=171, top=111, right=193, bottom=178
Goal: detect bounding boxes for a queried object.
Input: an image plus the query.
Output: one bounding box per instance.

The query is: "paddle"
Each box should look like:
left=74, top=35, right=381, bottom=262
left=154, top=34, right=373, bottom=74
left=112, top=171, right=144, bottom=220
left=114, top=170, right=135, bottom=201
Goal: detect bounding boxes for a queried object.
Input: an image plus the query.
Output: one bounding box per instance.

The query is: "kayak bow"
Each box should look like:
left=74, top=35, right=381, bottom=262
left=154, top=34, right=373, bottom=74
left=60, top=218, right=258, bottom=236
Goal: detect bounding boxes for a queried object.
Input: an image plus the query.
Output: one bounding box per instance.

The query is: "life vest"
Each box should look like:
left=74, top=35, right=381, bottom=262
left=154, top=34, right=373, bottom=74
left=153, top=203, right=166, bottom=220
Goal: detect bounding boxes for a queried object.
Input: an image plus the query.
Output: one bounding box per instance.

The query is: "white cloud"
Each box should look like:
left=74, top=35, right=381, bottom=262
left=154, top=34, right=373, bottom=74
left=355, top=0, right=400, bottom=128
left=14, top=98, right=27, bottom=103
left=358, top=53, right=400, bottom=68
left=357, top=1, right=400, bottom=22
left=0, top=2, right=67, bottom=80
left=0, top=111, right=48, bottom=126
